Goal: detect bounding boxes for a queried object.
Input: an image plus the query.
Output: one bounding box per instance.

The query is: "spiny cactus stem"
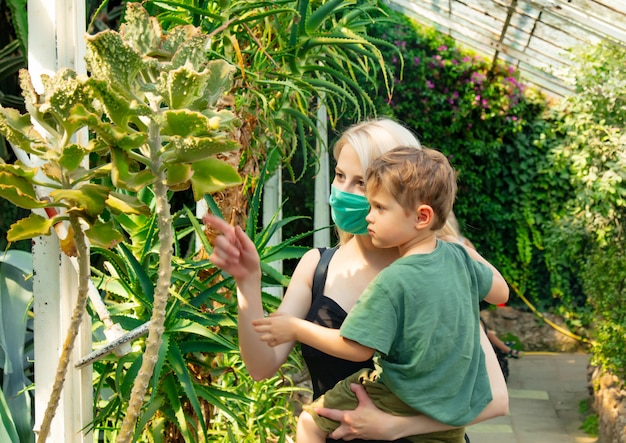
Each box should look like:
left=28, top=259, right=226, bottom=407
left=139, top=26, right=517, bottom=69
left=117, top=121, right=174, bottom=442
left=36, top=215, right=91, bottom=443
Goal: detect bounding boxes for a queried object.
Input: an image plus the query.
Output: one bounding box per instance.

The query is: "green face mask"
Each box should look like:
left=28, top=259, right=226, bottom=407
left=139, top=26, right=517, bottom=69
left=329, top=185, right=370, bottom=235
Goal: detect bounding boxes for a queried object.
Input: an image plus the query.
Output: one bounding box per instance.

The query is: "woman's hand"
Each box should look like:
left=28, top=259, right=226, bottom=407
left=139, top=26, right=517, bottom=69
left=202, top=214, right=260, bottom=281
left=315, top=383, right=401, bottom=440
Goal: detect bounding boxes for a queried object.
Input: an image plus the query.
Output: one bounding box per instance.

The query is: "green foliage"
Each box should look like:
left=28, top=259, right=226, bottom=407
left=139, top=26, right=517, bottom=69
left=206, top=355, right=303, bottom=442
left=540, top=42, right=626, bottom=375
left=0, top=28, right=241, bottom=247
left=582, top=243, right=626, bottom=377
left=137, top=0, right=397, bottom=179
left=365, top=8, right=571, bottom=309
left=580, top=414, right=599, bottom=437
left=87, top=156, right=310, bottom=440
left=579, top=399, right=599, bottom=437
left=0, top=250, right=34, bottom=443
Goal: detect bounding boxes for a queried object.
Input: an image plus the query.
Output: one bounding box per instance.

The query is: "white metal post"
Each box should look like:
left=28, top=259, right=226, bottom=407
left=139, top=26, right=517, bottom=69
left=313, top=104, right=331, bottom=247
left=262, top=167, right=284, bottom=297
left=29, top=0, right=92, bottom=441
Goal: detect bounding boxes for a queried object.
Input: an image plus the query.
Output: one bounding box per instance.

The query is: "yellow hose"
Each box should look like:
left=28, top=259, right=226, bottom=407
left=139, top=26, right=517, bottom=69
left=508, top=282, right=595, bottom=345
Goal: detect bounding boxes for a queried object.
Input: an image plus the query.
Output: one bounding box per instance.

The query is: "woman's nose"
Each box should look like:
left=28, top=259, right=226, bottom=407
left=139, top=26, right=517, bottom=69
left=335, top=181, right=356, bottom=194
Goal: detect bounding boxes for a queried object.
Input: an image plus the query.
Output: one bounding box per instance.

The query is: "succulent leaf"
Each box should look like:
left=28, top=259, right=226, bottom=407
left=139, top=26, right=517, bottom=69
left=189, top=158, right=241, bottom=201
left=7, top=213, right=54, bottom=241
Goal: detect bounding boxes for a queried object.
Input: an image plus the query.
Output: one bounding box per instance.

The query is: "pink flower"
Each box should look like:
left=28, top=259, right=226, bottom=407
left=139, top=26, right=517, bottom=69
left=426, top=80, right=435, bottom=89
left=437, top=45, right=448, bottom=51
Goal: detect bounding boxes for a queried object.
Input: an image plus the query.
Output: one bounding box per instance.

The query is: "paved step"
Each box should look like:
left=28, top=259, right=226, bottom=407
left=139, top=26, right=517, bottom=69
left=466, top=353, right=597, bottom=443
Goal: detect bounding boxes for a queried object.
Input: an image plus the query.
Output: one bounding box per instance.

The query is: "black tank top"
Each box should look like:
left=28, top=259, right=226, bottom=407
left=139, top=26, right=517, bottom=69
left=301, top=247, right=411, bottom=443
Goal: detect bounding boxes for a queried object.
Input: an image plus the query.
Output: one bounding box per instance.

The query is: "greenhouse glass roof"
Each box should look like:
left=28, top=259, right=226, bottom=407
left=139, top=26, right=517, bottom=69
left=387, top=0, right=626, bottom=98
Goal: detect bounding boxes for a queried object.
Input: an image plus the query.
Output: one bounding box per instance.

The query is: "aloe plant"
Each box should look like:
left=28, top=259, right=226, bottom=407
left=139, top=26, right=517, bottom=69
left=0, top=2, right=242, bottom=441
left=0, top=250, right=34, bottom=443
left=84, top=151, right=311, bottom=441
left=141, top=0, right=398, bottom=202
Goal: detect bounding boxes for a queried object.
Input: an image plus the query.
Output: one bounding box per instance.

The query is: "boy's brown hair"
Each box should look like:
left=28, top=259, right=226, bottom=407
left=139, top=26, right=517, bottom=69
left=365, top=146, right=457, bottom=231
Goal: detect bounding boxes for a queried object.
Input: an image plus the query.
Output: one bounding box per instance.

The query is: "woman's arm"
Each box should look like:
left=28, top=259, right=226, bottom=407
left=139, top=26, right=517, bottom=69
left=315, top=326, right=508, bottom=440
left=203, top=215, right=317, bottom=380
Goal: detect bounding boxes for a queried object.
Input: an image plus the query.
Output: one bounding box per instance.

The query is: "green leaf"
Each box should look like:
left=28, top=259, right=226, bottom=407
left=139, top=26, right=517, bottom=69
left=85, top=221, right=124, bottom=249
left=182, top=205, right=213, bottom=256
left=161, top=374, right=192, bottom=441
left=85, top=31, right=144, bottom=100
left=260, top=262, right=289, bottom=287
left=161, top=109, right=217, bottom=137
left=165, top=163, right=193, bottom=190
left=7, top=213, right=54, bottom=241
left=118, top=243, right=155, bottom=304
left=198, top=60, right=237, bottom=108
left=195, top=384, right=249, bottom=428
left=110, top=148, right=155, bottom=192
left=58, top=143, right=87, bottom=171
left=167, top=319, right=236, bottom=350
left=161, top=135, right=240, bottom=164
left=167, top=341, right=207, bottom=438
left=203, top=194, right=224, bottom=219
left=0, top=250, right=34, bottom=442
left=50, top=183, right=110, bottom=218
left=0, top=389, right=19, bottom=443
left=119, top=2, right=162, bottom=56
left=0, top=168, right=47, bottom=209
left=86, top=78, right=151, bottom=129
left=189, top=158, right=242, bottom=201
left=305, top=0, right=354, bottom=34
left=106, top=192, right=151, bottom=216
left=158, top=64, right=211, bottom=110
left=0, top=108, right=48, bottom=157
left=41, top=69, right=93, bottom=133
left=151, top=333, right=170, bottom=395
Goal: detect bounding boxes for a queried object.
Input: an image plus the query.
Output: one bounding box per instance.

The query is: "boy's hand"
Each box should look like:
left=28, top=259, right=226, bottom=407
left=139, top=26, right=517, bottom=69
left=251, top=312, right=297, bottom=347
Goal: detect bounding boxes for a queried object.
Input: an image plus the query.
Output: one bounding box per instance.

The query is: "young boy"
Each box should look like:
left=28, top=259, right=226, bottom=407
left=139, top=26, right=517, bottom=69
left=252, top=146, right=510, bottom=442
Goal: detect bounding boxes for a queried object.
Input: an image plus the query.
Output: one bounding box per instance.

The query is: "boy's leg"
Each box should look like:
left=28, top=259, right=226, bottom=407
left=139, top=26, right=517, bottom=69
left=296, top=410, right=328, bottom=443
left=302, top=370, right=366, bottom=433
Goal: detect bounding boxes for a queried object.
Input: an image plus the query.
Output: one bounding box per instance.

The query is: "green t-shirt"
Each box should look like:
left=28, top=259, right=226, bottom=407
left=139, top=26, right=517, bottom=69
left=340, top=240, right=494, bottom=426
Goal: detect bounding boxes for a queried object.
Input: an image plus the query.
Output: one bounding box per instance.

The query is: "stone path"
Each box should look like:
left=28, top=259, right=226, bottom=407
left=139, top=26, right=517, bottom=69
left=466, top=352, right=597, bottom=443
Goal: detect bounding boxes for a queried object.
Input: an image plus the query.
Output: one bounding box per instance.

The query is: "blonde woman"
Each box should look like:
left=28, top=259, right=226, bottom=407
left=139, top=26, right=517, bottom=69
left=204, top=118, right=508, bottom=442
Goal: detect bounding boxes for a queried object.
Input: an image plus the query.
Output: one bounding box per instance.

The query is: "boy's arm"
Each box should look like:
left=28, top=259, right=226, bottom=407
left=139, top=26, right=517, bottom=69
left=252, top=313, right=375, bottom=362
left=462, top=245, right=509, bottom=306
left=316, top=325, right=509, bottom=440
left=440, top=235, right=509, bottom=306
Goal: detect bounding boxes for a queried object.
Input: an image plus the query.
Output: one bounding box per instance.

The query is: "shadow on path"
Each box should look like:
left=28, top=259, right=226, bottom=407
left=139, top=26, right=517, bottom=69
left=466, top=353, right=597, bottom=443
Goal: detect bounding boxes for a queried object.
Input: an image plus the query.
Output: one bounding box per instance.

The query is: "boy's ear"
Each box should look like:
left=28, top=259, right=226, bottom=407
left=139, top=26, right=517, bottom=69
left=415, top=204, right=435, bottom=229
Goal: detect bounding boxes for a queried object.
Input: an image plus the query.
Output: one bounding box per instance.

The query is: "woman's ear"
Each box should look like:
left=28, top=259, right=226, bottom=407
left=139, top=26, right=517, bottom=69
left=415, top=204, right=434, bottom=230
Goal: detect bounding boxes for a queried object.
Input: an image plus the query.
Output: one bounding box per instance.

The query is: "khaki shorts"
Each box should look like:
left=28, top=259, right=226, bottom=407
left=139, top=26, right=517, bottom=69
left=302, top=368, right=465, bottom=443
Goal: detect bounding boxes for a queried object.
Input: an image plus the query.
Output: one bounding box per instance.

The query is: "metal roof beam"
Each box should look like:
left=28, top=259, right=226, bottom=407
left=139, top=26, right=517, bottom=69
left=522, top=0, right=626, bottom=44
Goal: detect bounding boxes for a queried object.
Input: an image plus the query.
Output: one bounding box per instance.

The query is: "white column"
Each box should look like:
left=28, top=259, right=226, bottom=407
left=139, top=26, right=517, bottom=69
left=314, top=104, right=331, bottom=247
left=29, top=0, right=92, bottom=441
left=262, top=167, right=284, bottom=297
